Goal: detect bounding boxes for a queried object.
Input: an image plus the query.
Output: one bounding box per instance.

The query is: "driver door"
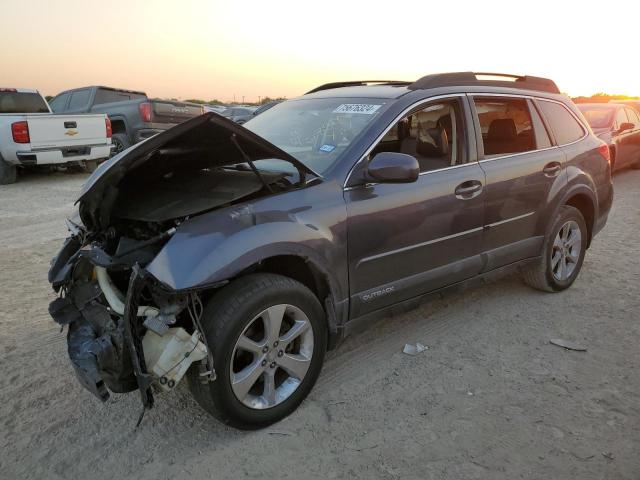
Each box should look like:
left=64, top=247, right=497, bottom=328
left=345, top=97, right=486, bottom=318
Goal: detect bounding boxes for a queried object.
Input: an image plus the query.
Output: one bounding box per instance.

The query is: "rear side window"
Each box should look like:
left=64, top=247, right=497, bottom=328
left=626, top=108, right=640, bottom=126
left=94, top=88, right=146, bottom=105
left=614, top=108, right=628, bottom=129
left=68, top=89, right=91, bottom=110
left=473, top=98, right=537, bottom=157
left=49, top=93, right=69, bottom=112
left=537, top=100, right=585, bottom=145
left=0, top=92, right=49, bottom=113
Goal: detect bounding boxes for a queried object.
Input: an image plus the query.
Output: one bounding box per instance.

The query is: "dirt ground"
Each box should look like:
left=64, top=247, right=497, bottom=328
left=0, top=169, right=639, bottom=480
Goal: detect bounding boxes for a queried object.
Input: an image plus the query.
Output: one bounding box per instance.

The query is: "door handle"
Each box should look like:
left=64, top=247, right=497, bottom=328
left=454, top=180, right=483, bottom=199
left=543, top=162, right=562, bottom=177
left=64, top=121, right=77, bottom=129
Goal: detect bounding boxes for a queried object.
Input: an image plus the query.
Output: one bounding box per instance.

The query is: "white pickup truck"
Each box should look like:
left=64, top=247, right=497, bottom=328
left=0, top=88, right=112, bottom=184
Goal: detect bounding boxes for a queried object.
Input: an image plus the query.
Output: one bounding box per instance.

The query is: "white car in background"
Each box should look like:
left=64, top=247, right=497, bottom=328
left=0, top=88, right=112, bottom=184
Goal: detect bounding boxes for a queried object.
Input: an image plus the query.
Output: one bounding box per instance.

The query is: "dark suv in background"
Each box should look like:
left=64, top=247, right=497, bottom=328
left=49, top=86, right=203, bottom=155
left=48, top=72, right=613, bottom=429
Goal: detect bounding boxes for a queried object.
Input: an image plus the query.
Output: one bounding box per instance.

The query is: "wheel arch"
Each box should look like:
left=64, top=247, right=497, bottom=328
left=107, top=116, right=130, bottom=138
left=193, top=253, right=343, bottom=350
left=236, top=254, right=342, bottom=349
left=563, top=189, right=596, bottom=248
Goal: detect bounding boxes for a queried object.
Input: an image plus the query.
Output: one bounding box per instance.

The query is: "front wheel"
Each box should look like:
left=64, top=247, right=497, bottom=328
left=522, top=205, right=587, bottom=292
left=187, top=273, right=327, bottom=430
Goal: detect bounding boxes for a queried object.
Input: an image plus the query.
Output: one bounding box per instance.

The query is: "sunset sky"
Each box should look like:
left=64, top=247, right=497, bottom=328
left=1, top=0, right=639, bottom=102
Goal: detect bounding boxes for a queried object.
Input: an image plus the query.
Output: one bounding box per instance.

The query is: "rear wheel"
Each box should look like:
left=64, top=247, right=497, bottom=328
left=0, top=158, right=17, bottom=185
left=187, top=273, right=327, bottom=430
left=83, top=160, right=98, bottom=173
left=522, top=205, right=587, bottom=292
left=110, top=133, right=130, bottom=157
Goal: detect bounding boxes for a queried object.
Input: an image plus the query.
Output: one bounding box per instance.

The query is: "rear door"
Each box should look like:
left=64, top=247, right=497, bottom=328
left=63, top=88, right=93, bottom=114
left=345, top=95, right=485, bottom=318
left=470, top=95, right=567, bottom=271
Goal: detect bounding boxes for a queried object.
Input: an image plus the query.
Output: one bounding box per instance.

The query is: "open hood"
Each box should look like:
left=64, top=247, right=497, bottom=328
left=77, top=113, right=318, bottom=231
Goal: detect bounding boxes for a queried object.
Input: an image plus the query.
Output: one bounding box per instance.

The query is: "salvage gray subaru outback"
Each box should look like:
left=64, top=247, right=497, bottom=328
left=48, top=72, right=613, bottom=429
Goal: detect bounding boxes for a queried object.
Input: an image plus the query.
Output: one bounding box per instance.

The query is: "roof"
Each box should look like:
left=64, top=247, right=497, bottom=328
left=305, top=72, right=560, bottom=98
left=59, top=85, right=147, bottom=96
left=0, top=88, right=38, bottom=94
left=302, top=84, right=411, bottom=99
left=577, top=103, right=622, bottom=110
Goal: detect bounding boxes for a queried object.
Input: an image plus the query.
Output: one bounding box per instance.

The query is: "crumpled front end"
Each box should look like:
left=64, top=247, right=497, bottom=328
left=47, top=222, right=213, bottom=411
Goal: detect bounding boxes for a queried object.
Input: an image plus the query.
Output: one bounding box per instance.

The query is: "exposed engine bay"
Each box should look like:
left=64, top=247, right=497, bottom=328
left=47, top=113, right=318, bottom=422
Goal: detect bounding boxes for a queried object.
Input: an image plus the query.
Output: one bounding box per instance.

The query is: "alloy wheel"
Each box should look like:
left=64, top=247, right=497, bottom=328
left=230, top=304, right=314, bottom=409
left=551, top=220, right=582, bottom=281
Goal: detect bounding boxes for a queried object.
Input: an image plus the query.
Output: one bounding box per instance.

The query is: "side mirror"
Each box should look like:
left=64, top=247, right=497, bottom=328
left=618, top=122, right=634, bottom=133
left=365, top=152, right=420, bottom=184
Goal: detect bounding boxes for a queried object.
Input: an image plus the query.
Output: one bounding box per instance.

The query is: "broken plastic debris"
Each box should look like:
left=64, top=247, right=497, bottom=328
left=549, top=339, right=587, bottom=352
left=403, top=343, right=428, bottom=355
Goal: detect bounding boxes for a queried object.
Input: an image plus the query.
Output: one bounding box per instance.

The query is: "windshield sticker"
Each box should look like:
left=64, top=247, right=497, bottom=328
left=319, top=144, right=336, bottom=153
left=333, top=104, right=382, bottom=115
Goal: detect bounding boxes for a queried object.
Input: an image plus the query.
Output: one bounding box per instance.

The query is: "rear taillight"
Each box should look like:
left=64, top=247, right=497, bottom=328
left=11, top=121, right=30, bottom=143
left=105, top=117, right=112, bottom=138
left=139, top=102, right=152, bottom=123
left=598, top=142, right=611, bottom=163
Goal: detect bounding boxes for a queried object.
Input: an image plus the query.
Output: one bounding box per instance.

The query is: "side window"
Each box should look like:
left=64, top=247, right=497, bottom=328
left=615, top=108, right=628, bottom=129
left=68, top=89, right=91, bottom=110
left=474, top=98, right=536, bottom=157
left=94, top=89, right=121, bottom=105
left=49, top=93, right=69, bottom=113
left=371, top=99, right=466, bottom=172
left=625, top=108, right=639, bottom=127
left=537, top=100, right=585, bottom=146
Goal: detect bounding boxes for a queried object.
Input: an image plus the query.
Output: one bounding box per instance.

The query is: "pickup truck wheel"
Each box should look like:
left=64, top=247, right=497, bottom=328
left=110, top=134, right=130, bottom=157
left=522, top=205, right=587, bottom=292
left=83, top=160, right=98, bottom=173
left=187, top=273, right=327, bottom=430
left=0, top=159, right=17, bottom=185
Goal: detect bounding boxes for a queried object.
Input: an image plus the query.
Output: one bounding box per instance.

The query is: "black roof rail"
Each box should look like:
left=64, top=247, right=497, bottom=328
left=306, top=80, right=411, bottom=94
left=408, top=72, right=560, bottom=94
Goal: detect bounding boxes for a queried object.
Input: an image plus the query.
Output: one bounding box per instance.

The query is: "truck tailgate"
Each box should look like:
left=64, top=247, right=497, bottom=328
left=151, top=101, right=203, bottom=124
left=28, top=114, right=108, bottom=149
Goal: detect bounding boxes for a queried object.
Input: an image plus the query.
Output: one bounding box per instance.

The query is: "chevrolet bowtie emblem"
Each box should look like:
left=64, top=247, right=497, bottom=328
left=65, top=129, right=78, bottom=136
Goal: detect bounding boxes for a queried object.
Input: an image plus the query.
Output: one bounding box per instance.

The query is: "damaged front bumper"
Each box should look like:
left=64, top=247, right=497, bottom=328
left=48, top=233, right=212, bottom=412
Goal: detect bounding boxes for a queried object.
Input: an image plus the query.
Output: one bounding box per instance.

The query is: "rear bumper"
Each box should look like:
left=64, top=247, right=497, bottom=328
left=594, top=181, right=614, bottom=238
left=14, top=144, right=112, bottom=166
left=135, top=125, right=176, bottom=143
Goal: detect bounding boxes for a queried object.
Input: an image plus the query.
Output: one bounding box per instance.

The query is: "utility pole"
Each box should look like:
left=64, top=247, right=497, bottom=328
left=242, top=96, right=245, bottom=104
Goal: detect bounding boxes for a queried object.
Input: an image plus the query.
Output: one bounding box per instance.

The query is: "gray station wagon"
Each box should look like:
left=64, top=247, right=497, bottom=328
left=48, top=72, right=613, bottom=429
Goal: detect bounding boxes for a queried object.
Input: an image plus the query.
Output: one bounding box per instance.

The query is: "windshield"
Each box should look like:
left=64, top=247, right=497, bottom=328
left=578, top=106, right=614, bottom=129
left=245, top=97, right=389, bottom=174
left=0, top=91, right=49, bottom=113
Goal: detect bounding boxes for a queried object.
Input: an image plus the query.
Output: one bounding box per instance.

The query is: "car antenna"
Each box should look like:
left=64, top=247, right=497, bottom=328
left=230, top=134, right=274, bottom=193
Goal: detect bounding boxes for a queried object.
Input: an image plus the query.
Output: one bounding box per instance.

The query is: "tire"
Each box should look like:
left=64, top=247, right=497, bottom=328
left=522, top=205, right=587, bottom=292
left=110, top=133, right=130, bottom=157
left=187, top=273, right=327, bottom=430
left=0, top=158, right=17, bottom=185
left=83, top=160, right=98, bottom=173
